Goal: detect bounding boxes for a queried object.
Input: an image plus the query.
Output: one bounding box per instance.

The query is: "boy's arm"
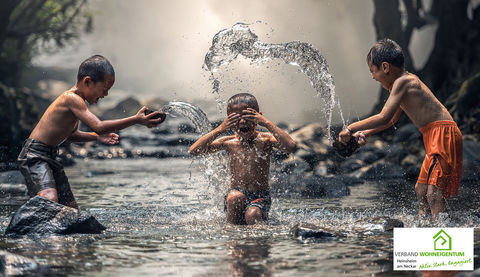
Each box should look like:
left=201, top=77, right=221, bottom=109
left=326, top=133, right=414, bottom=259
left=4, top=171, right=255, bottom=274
left=362, top=107, right=403, bottom=137
left=243, top=108, right=296, bottom=153
left=67, top=93, right=163, bottom=134
left=189, top=113, right=240, bottom=156
left=339, top=77, right=409, bottom=143
left=67, top=130, right=119, bottom=145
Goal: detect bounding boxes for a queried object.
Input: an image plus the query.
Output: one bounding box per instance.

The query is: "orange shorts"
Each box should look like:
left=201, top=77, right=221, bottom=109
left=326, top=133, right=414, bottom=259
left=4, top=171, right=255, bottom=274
left=417, top=120, right=462, bottom=198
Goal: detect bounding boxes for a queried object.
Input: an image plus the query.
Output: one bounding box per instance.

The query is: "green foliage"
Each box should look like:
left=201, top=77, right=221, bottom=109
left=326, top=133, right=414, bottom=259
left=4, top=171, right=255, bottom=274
left=0, top=0, right=91, bottom=86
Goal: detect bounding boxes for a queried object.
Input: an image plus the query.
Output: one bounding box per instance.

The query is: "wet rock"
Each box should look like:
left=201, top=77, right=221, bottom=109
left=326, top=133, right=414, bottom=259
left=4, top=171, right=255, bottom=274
left=0, top=170, right=25, bottom=184
left=279, top=159, right=311, bottom=175
left=384, top=144, right=409, bottom=165
left=355, top=216, right=404, bottom=232
left=455, top=268, right=480, bottom=276
left=405, top=165, right=421, bottom=182
left=393, top=124, right=421, bottom=144
left=0, top=250, right=39, bottom=276
left=352, top=160, right=405, bottom=180
left=301, top=175, right=350, bottom=198
left=0, top=184, right=27, bottom=197
left=340, top=158, right=364, bottom=173
left=291, top=224, right=338, bottom=241
left=351, top=148, right=383, bottom=165
left=290, top=123, right=330, bottom=163
left=462, top=140, right=480, bottom=184
left=5, top=196, right=106, bottom=236
left=272, top=172, right=361, bottom=197
left=314, top=160, right=336, bottom=176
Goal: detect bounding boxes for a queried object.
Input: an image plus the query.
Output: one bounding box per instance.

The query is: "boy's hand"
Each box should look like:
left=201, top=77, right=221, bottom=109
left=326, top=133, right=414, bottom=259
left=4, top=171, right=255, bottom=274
left=353, top=131, right=367, bottom=146
left=98, top=133, right=119, bottom=145
left=218, top=113, right=241, bottom=132
left=242, top=108, right=269, bottom=126
left=338, top=128, right=352, bottom=144
left=136, top=106, right=165, bottom=128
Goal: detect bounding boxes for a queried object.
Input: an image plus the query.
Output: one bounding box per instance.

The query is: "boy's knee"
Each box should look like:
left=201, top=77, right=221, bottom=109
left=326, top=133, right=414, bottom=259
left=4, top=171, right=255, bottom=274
left=245, top=207, right=262, bottom=225
left=226, top=190, right=245, bottom=206
left=37, top=188, right=58, bottom=202
left=415, top=183, right=427, bottom=196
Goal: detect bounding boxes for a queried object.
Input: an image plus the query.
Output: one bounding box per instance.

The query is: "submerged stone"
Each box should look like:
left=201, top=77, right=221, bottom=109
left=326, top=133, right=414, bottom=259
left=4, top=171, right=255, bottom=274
left=5, top=196, right=106, bottom=236
left=0, top=250, right=39, bottom=276
left=291, top=224, right=338, bottom=241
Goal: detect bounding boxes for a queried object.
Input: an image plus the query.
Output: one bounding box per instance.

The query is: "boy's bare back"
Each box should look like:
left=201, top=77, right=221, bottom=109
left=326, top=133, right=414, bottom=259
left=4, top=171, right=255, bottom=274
left=30, top=91, right=85, bottom=146
left=394, top=73, right=453, bottom=128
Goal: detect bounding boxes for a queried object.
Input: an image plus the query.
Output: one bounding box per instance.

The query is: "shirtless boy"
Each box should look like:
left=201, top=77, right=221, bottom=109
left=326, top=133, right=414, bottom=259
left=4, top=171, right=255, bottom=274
left=189, top=93, right=296, bottom=225
left=18, top=55, right=165, bottom=209
left=339, top=39, right=462, bottom=221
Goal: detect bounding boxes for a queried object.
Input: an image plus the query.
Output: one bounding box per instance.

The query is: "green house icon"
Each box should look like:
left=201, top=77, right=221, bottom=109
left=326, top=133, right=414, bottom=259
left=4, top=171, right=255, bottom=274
left=433, top=229, right=452, bottom=251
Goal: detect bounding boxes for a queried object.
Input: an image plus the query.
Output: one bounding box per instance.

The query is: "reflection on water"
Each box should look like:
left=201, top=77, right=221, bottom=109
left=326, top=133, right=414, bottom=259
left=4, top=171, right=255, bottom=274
left=0, top=158, right=479, bottom=276
left=227, top=238, right=272, bottom=276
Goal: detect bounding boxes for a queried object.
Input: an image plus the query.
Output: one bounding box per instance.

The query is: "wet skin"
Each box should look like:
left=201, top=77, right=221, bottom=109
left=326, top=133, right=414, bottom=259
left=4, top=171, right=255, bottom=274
left=189, top=103, right=296, bottom=224
left=338, top=61, right=455, bottom=221
left=28, top=74, right=165, bottom=208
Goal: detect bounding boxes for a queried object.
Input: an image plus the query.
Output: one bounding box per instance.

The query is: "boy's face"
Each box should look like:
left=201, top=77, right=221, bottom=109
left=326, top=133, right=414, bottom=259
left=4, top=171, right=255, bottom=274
left=84, top=74, right=115, bottom=105
left=368, top=61, right=389, bottom=90
left=228, top=103, right=257, bottom=140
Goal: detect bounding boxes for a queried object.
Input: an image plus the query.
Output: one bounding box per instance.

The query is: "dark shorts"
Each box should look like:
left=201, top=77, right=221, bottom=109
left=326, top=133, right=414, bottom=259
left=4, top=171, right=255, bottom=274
left=224, top=188, right=271, bottom=220
left=17, top=139, right=76, bottom=205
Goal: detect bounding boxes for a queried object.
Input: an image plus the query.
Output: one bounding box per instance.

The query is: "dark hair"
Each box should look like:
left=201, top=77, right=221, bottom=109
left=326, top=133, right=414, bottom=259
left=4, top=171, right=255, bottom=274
left=77, top=55, right=115, bottom=83
left=367, top=39, right=405, bottom=68
left=227, top=93, right=259, bottom=114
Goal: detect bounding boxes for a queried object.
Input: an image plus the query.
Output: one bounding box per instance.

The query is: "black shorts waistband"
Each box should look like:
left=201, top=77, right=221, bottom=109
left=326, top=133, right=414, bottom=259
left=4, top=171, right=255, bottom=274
left=23, top=138, right=59, bottom=157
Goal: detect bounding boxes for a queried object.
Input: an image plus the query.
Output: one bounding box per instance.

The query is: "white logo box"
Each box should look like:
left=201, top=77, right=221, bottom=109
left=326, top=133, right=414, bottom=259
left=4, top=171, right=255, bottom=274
left=394, top=228, right=473, bottom=271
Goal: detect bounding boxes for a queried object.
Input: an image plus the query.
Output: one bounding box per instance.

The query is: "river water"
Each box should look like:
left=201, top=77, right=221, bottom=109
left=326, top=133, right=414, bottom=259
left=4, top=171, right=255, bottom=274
left=0, top=156, right=478, bottom=276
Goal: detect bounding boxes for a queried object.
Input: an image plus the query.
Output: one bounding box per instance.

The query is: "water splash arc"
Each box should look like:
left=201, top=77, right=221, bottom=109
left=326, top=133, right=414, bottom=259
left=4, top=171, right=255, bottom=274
left=203, top=23, right=339, bottom=139
left=161, top=101, right=212, bottom=134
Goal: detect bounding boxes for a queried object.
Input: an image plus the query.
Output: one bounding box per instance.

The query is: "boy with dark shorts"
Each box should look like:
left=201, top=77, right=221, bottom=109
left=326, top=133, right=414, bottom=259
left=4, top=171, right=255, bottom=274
left=18, top=55, right=165, bottom=209
left=338, top=39, right=462, bottom=221
left=189, top=93, right=296, bottom=225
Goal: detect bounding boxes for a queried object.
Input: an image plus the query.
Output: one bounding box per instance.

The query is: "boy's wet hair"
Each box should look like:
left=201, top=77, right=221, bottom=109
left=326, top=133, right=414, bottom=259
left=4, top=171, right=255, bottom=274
left=77, top=55, right=115, bottom=83
left=227, top=93, right=259, bottom=114
left=367, top=39, right=405, bottom=68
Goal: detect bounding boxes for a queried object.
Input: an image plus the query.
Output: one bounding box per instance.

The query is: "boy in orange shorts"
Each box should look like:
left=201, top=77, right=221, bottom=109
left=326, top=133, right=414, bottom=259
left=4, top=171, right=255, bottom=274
left=339, top=39, right=462, bottom=221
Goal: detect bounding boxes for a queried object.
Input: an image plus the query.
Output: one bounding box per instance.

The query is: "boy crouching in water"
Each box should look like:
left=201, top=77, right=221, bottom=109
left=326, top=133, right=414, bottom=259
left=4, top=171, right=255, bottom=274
left=189, top=93, right=296, bottom=225
left=338, top=39, right=462, bottom=221
left=18, top=55, right=165, bottom=209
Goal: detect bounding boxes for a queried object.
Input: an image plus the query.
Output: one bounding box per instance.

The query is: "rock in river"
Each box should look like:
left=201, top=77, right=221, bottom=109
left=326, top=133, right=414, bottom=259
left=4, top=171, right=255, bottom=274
left=5, top=196, right=106, bottom=236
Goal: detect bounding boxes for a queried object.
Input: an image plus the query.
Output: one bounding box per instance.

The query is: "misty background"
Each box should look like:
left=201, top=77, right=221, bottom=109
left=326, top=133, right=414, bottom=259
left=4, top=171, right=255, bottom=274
left=32, top=0, right=437, bottom=125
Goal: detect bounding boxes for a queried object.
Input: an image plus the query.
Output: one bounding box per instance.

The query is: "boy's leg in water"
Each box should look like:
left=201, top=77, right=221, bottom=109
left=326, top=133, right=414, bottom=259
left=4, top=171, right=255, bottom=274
left=38, top=188, right=59, bottom=202
left=426, top=185, right=446, bottom=221
left=226, top=190, right=246, bottom=224
left=415, top=183, right=430, bottom=216
left=245, top=206, right=263, bottom=225
left=37, top=188, right=78, bottom=209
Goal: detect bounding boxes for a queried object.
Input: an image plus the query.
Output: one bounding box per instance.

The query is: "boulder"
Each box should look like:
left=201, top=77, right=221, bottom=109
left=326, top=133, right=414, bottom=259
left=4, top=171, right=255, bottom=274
left=462, top=140, right=480, bottom=184
left=0, top=250, right=39, bottom=276
left=354, top=160, right=406, bottom=180
left=393, top=123, right=422, bottom=144
left=5, top=196, right=106, bottom=236
left=0, top=170, right=25, bottom=184
left=291, top=224, right=339, bottom=241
